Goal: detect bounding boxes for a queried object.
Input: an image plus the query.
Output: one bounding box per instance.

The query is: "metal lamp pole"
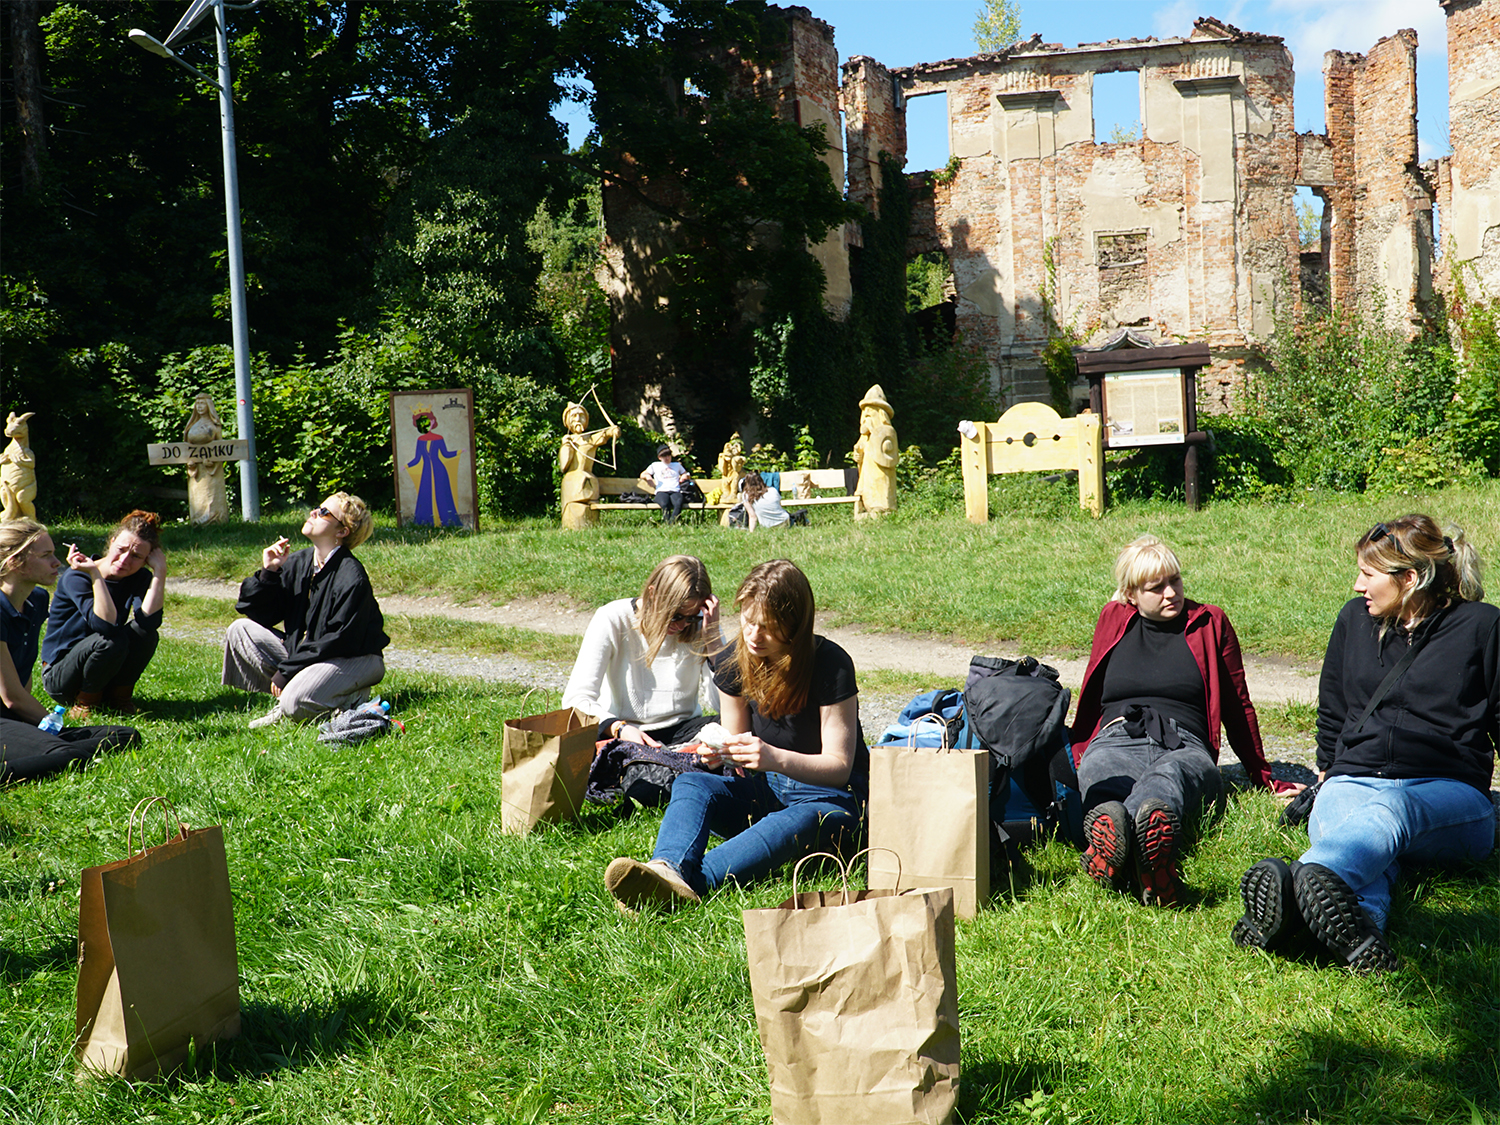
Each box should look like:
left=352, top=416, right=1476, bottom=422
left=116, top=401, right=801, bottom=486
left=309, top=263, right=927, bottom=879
left=128, top=0, right=260, bottom=520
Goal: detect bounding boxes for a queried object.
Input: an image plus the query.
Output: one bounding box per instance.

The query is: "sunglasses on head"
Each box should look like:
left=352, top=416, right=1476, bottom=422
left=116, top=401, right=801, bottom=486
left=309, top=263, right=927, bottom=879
left=1368, top=523, right=1408, bottom=556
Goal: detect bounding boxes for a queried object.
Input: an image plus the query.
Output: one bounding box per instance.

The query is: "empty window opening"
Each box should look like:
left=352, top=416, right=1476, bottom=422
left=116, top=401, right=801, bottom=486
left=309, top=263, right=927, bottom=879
left=1097, top=231, right=1149, bottom=324
left=905, top=90, right=950, bottom=173
left=1093, top=70, right=1142, bottom=144
left=1298, top=187, right=1329, bottom=310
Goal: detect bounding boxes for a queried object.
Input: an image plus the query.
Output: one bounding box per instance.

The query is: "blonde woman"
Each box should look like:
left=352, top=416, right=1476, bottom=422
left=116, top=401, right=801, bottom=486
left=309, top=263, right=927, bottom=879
left=604, top=559, right=865, bottom=911
left=223, top=492, right=388, bottom=728
left=562, top=555, right=722, bottom=745
left=1234, top=516, right=1495, bottom=973
left=1070, top=535, right=1294, bottom=907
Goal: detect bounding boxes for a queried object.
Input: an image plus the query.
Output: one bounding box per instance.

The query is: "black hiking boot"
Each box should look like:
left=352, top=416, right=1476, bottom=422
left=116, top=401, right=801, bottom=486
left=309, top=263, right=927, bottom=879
left=1293, top=862, right=1400, bottom=974
left=1233, top=857, right=1307, bottom=952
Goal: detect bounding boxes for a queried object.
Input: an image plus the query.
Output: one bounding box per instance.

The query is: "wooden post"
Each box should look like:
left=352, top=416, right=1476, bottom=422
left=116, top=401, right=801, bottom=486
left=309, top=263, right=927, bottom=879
left=961, top=426, right=989, bottom=524
left=1078, top=412, right=1104, bottom=518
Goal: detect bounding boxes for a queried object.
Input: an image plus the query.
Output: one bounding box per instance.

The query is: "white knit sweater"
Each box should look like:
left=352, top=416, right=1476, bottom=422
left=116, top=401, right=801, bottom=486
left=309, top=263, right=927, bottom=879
left=560, top=598, right=719, bottom=729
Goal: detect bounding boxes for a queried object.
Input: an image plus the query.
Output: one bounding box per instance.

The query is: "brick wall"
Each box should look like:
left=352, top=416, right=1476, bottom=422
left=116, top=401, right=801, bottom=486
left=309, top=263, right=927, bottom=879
left=1442, top=0, right=1500, bottom=296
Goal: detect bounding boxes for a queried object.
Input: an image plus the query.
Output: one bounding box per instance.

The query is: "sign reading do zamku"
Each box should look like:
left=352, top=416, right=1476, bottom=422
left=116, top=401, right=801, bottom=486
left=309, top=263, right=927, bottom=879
left=146, top=440, right=250, bottom=466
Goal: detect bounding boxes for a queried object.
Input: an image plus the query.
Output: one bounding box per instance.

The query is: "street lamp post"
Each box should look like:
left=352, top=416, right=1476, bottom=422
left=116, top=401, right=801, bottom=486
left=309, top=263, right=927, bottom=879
left=128, top=0, right=260, bottom=521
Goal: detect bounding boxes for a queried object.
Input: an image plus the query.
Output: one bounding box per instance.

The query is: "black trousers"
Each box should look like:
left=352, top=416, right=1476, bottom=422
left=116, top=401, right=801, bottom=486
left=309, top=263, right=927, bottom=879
left=0, top=716, right=139, bottom=782
left=654, top=490, right=685, bottom=524
left=42, top=621, right=159, bottom=703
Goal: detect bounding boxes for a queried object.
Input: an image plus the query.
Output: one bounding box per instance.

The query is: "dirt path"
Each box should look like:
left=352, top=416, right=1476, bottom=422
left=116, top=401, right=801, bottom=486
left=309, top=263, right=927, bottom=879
left=168, top=577, right=1321, bottom=705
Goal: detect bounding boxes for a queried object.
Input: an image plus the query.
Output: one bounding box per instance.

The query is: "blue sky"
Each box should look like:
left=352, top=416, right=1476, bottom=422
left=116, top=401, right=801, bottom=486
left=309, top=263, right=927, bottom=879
left=556, top=0, right=1450, bottom=175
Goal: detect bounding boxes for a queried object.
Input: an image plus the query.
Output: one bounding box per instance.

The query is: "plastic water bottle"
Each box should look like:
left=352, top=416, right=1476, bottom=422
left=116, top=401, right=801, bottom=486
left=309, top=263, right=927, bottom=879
left=37, top=705, right=66, bottom=734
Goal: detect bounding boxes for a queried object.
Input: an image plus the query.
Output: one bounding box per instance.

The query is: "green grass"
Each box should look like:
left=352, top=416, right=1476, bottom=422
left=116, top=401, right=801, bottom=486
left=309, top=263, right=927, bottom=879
left=54, top=480, right=1500, bottom=663
left=2, top=636, right=1495, bottom=1124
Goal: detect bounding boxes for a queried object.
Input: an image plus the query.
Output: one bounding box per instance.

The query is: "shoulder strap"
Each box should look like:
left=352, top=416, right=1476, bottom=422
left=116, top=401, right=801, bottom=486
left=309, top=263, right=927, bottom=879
left=1343, top=617, right=1437, bottom=741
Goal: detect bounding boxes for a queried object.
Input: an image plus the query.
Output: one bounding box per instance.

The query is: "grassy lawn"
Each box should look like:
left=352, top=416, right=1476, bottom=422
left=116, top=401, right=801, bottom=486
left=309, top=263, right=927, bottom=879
left=3, top=630, right=1496, bottom=1124
left=56, top=480, right=1500, bottom=663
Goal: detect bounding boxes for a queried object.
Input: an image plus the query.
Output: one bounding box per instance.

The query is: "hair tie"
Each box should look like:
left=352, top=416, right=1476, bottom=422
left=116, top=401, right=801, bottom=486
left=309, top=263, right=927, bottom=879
left=1443, top=536, right=1454, bottom=553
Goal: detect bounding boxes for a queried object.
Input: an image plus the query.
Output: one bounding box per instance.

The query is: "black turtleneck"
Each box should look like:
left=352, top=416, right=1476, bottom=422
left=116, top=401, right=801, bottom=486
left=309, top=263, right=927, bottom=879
left=1099, top=612, right=1209, bottom=745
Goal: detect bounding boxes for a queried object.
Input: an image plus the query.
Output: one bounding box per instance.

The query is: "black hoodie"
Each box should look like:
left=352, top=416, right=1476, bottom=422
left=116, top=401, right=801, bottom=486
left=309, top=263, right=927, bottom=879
left=1316, top=596, right=1499, bottom=794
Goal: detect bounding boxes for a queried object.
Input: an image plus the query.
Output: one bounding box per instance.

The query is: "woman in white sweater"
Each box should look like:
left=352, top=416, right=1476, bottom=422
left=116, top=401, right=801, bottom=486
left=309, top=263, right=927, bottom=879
left=562, top=556, right=722, bottom=745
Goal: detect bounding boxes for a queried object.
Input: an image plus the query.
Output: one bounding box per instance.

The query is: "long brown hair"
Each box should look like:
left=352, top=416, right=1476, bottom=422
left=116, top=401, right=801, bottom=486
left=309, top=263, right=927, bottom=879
left=636, top=555, right=714, bottom=663
left=1356, top=513, right=1484, bottom=632
left=741, top=472, right=767, bottom=505
left=731, top=559, right=816, bottom=720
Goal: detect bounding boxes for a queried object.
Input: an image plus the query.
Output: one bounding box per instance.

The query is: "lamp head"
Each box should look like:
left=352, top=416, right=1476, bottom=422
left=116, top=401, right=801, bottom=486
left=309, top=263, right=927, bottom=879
left=127, top=29, right=174, bottom=58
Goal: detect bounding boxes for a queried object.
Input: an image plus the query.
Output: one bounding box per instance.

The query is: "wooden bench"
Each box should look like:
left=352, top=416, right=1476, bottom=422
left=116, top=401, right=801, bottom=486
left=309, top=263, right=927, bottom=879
left=960, top=402, right=1104, bottom=521
left=774, top=469, right=865, bottom=515
left=588, top=476, right=735, bottom=519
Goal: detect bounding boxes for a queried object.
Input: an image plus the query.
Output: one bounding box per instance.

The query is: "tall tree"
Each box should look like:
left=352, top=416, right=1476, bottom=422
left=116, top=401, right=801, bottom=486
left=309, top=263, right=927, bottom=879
left=973, top=0, right=1021, bottom=51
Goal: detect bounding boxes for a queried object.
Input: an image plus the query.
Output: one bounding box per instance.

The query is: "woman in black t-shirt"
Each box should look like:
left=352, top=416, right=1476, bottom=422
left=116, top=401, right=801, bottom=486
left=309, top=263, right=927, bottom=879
left=1069, top=535, right=1289, bottom=908
left=604, top=559, right=866, bottom=911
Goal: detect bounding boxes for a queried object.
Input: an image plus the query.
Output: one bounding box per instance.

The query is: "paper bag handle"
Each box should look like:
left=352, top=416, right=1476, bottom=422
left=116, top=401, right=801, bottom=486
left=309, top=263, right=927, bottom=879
left=126, top=796, right=180, bottom=858
left=901, top=712, right=952, bottom=751
left=789, top=847, right=901, bottom=908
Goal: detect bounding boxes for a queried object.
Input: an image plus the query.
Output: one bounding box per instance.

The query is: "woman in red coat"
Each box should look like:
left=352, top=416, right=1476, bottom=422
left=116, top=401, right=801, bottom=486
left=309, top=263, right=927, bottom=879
left=1070, top=535, right=1297, bottom=906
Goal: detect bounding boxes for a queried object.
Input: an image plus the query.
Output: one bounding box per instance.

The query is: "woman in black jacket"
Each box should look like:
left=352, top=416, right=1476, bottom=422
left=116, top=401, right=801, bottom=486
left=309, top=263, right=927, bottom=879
left=1233, top=514, right=1496, bottom=972
left=222, top=492, right=388, bottom=728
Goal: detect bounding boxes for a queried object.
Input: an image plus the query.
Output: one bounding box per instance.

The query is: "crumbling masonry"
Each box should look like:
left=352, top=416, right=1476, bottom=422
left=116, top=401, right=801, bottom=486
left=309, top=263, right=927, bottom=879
left=602, top=2, right=1500, bottom=426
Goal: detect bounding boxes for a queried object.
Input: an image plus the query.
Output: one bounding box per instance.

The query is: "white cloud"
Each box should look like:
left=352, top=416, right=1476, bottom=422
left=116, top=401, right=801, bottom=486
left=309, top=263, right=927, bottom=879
left=1266, top=0, right=1446, bottom=67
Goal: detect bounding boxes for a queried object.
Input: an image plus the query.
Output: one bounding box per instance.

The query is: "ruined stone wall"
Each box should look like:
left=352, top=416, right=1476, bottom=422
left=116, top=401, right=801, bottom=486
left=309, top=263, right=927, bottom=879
left=842, top=55, right=904, bottom=214
left=1321, top=32, right=1433, bottom=333
left=1440, top=0, right=1500, bottom=297
left=869, top=23, right=1301, bottom=407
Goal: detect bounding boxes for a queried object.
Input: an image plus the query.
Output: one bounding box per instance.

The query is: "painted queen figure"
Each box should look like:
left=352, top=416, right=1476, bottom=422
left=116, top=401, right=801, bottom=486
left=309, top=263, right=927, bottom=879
left=559, top=402, right=619, bottom=530
left=406, top=405, right=462, bottom=527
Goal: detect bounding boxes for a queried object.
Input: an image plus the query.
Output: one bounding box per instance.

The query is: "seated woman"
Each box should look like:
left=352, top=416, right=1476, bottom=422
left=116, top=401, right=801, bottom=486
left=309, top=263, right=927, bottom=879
left=222, top=493, right=388, bottom=728
left=604, top=559, right=866, bottom=910
left=562, top=555, right=722, bottom=746
left=1234, top=516, right=1495, bottom=973
left=1071, top=535, right=1294, bottom=907
left=739, top=471, right=790, bottom=530
left=641, top=445, right=693, bottom=525
left=42, top=509, right=167, bottom=716
left=0, top=519, right=138, bottom=781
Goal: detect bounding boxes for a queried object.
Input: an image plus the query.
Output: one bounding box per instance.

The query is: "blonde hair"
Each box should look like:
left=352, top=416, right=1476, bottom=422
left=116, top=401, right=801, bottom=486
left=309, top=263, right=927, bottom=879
left=1111, top=535, right=1183, bottom=604
left=1356, top=514, right=1484, bottom=630
left=636, top=556, right=714, bottom=664
left=731, top=559, right=816, bottom=721
left=0, top=518, right=47, bottom=574
left=332, top=492, right=374, bottom=549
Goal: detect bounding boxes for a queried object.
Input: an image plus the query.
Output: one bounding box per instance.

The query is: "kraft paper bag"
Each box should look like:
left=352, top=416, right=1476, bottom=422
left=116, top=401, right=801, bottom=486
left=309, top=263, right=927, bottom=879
left=867, top=730, right=990, bottom=919
left=76, top=799, right=240, bottom=1080
left=742, top=852, right=960, bottom=1125
left=501, top=707, right=597, bottom=835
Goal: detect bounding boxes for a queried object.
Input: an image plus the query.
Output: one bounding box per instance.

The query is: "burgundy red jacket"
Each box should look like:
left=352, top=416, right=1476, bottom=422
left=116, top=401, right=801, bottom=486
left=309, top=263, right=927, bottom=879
left=1069, top=599, right=1279, bottom=790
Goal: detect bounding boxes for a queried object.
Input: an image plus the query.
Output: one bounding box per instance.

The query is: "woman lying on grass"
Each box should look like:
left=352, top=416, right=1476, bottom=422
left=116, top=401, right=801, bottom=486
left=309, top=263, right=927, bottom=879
left=1234, top=515, right=1496, bottom=973
left=561, top=555, right=723, bottom=747
left=0, top=518, right=139, bottom=782
left=1071, top=535, right=1298, bottom=907
left=604, top=559, right=866, bottom=911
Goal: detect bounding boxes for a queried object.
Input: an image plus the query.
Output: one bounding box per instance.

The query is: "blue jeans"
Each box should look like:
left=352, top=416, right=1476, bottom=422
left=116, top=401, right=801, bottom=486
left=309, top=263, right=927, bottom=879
left=1301, top=774, right=1495, bottom=931
left=651, top=770, right=863, bottom=896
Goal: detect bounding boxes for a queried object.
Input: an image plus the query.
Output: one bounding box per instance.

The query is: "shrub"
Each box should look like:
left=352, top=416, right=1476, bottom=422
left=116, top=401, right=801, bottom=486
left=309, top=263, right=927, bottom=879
left=1201, top=415, right=1291, bottom=502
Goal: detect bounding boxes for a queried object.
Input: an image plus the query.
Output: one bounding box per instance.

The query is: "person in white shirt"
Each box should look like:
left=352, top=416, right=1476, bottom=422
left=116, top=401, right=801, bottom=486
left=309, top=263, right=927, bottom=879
left=740, top=471, right=790, bottom=530
left=642, top=445, right=693, bottom=524
left=561, top=555, right=723, bottom=745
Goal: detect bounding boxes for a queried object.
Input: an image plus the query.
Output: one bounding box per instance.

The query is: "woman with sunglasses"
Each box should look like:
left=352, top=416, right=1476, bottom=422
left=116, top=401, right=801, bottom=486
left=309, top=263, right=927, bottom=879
left=1071, top=535, right=1296, bottom=908
left=562, top=555, right=723, bottom=747
left=1233, top=515, right=1495, bottom=973
left=222, top=493, right=388, bottom=728
left=41, top=509, right=167, bottom=716
left=603, top=559, right=865, bottom=911
left=0, top=518, right=139, bottom=781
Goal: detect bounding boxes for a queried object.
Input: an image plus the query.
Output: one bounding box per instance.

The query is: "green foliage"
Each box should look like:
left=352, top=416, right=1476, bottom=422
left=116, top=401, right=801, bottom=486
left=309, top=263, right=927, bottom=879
left=1297, top=197, right=1322, bottom=251
left=931, top=154, right=962, bottom=186
left=972, top=0, right=1022, bottom=51
left=1201, top=414, right=1292, bottom=502
left=1447, top=272, right=1500, bottom=476
left=528, top=173, right=610, bottom=402
left=903, top=333, right=1003, bottom=454
left=906, top=253, right=950, bottom=313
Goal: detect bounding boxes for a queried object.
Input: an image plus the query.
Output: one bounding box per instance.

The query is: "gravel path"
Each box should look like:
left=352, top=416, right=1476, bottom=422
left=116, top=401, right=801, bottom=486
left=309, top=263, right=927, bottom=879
left=166, top=577, right=1321, bottom=780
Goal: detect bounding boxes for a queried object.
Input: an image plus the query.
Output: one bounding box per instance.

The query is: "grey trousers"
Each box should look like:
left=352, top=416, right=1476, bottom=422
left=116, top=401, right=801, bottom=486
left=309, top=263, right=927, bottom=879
left=222, top=617, right=385, bottom=721
left=1075, top=718, right=1225, bottom=840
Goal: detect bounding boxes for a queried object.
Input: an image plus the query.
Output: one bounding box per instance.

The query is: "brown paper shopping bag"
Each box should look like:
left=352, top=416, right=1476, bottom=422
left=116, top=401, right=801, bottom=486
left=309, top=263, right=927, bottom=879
left=76, top=798, right=240, bottom=1080
left=742, top=852, right=960, bottom=1125
left=867, top=717, right=990, bottom=918
left=501, top=706, right=597, bottom=834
